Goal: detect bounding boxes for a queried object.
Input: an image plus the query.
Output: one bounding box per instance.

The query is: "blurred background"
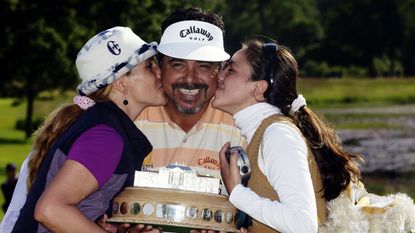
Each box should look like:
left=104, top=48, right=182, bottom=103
left=0, top=0, right=414, bottom=219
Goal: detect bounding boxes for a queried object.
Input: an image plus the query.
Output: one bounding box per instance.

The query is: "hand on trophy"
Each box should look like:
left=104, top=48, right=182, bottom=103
left=190, top=229, right=227, bottom=233
left=118, top=224, right=162, bottom=233
left=96, top=214, right=119, bottom=232
left=97, top=214, right=161, bottom=233
left=219, top=142, right=242, bottom=194
left=239, top=227, right=252, bottom=233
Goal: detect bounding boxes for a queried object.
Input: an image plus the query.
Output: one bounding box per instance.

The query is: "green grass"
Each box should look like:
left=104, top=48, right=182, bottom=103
left=299, top=78, right=415, bottom=129
left=0, top=91, right=77, bottom=219
left=363, top=172, right=415, bottom=199
left=336, top=122, right=400, bottom=130
left=0, top=99, right=32, bottom=167
left=0, top=93, right=75, bottom=219
left=322, top=112, right=414, bottom=129
left=299, top=78, right=415, bottom=108
left=324, top=112, right=415, bottom=120
left=0, top=99, right=32, bottom=219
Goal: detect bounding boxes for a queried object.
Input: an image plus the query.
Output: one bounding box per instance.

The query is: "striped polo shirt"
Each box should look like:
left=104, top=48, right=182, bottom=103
left=135, top=102, right=245, bottom=178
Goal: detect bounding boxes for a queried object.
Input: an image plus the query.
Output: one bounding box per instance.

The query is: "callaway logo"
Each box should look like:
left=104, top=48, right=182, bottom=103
left=107, top=41, right=121, bottom=55
left=198, top=156, right=220, bottom=170
left=180, top=26, right=214, bottom=41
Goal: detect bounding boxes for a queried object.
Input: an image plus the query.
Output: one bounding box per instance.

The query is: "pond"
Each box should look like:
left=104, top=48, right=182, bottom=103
left=321, top=104, right=415, bottom=197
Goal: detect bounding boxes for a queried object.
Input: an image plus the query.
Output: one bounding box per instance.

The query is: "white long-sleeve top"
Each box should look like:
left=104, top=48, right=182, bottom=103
left=229, top=103, right=318, bottom=233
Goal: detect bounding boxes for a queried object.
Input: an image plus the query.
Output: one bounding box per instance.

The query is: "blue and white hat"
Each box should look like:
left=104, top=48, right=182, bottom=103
left=157, top=20, right=230, bottom=62
left=76, top=26, right=157, bottom=96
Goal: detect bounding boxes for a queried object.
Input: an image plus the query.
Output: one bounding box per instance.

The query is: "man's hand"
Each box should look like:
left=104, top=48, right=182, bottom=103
left=124, top=224, right=162, bottom=233
left=190, top=230, right=227, bottom=233
left=240, top=227, right=251, bottom=233
left=240, top=227, right=252, bottom=233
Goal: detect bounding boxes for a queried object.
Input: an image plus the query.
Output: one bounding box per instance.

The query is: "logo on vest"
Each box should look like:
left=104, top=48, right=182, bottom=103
left=180, top=26, right=214, bottom=41
left=107, top=41, right=121, bottom=55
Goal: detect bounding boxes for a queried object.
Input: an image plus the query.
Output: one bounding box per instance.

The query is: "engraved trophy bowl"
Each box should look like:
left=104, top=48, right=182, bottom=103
left=108, top=187, right=238, bottom=232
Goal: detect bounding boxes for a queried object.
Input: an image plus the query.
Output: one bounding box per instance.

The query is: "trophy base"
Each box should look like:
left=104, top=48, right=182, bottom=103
left=108, top=218, right=236, bottom=233
left=108, top=187, right=237, bottom=232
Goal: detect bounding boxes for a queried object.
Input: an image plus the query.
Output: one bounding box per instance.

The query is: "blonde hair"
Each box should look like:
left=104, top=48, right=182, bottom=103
left=27, top=86, right=112, bottom=188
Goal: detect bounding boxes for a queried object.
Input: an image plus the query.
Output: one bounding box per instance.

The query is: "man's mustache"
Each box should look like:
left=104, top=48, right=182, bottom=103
left=172, top=83, right=208, bottom=90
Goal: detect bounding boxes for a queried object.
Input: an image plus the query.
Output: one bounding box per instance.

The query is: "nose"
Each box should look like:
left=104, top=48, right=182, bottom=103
left=217, top=69, right=226, bottom=85
left=184, top=62, right=198, bottom=83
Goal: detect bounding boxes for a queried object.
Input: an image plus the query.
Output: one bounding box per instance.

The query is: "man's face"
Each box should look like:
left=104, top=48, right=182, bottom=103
left=160, top=55, right=221, bottom=114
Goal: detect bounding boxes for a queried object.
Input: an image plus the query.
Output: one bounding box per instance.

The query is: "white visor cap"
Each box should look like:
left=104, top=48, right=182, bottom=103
left=158, top=20, right=230, bottom=62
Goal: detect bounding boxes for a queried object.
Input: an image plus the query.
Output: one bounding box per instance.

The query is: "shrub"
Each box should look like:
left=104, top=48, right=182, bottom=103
left=15, top=117, right=44, bottom=133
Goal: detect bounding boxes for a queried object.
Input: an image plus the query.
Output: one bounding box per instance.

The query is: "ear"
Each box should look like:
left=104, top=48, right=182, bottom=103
left=253, top=80, right=268, bottom=96
left=112, top=76, right=129, bottom=95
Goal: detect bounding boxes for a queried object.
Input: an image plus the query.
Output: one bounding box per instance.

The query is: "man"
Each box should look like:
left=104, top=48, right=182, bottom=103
left=1, top=163, right=18, bottom=212
left=98, top=8, right=247, bottom=233
left=135, top=8, right=245, bottom=180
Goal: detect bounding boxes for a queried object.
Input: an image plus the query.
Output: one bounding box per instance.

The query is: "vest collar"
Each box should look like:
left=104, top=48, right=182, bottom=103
left=100, top=101, right=152, bottom=152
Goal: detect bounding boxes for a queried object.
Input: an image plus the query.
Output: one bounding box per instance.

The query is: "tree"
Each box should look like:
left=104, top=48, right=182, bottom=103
left=1, top=1, right=74, bottom=138
left=317, top=0, right=404, bottom=77
left=216, top=0, right=323, bottom=68
left=398, top=0, right=415, bottom=76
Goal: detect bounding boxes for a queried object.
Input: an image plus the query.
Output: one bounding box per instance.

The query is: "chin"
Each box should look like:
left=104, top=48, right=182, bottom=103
left=211, top=100, right=225, bottom=111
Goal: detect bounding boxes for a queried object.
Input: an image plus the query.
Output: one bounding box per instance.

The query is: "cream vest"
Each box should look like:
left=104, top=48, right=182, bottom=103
left=246, top=114, right=327, bottom=233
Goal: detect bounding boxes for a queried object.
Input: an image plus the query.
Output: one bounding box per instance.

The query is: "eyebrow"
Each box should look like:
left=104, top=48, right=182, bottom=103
left=168, top=58, right=184, bottom=63
left=167, top=58, right=217, bottom=65
left=229, top=59, right=239, bottom=68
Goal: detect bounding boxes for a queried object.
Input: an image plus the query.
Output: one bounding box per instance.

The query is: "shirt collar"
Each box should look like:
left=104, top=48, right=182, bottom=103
left=233, top=103, right=281, bottom=143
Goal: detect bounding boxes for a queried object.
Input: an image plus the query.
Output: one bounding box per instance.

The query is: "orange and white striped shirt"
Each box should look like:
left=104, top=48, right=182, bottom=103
left=134, top=103, right=245, bottom=178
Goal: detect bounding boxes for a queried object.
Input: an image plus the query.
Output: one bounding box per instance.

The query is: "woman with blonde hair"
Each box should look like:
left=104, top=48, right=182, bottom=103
left=1, top=26, right=166, bottom=233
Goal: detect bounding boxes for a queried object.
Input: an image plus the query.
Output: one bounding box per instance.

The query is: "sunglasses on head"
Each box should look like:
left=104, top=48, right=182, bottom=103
left=262, top=42, right=278, bottom=97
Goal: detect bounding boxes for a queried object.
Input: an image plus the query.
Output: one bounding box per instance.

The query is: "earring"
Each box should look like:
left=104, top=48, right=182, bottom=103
left=123, top=99, right=128, bottom=105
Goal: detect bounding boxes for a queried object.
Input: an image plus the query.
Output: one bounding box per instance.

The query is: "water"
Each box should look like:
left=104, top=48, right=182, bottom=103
left=322, top=104, right=415, bottom=173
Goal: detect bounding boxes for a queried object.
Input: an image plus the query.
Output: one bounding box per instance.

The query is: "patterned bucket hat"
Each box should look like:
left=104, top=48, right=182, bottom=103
left=76, top=26, right=157, bottom=95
